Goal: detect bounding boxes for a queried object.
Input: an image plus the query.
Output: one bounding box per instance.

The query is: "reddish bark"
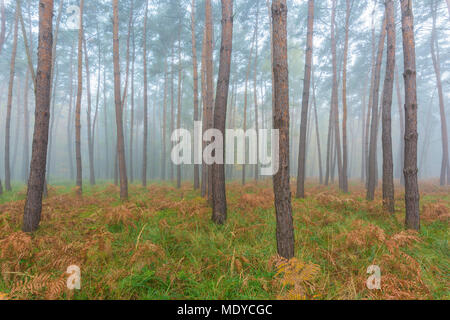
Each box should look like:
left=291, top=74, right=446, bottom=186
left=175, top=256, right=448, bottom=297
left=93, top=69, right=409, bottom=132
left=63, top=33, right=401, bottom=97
left=23, top=0, right=54, bottom=232
left=272, top=0, right=295, bottom=259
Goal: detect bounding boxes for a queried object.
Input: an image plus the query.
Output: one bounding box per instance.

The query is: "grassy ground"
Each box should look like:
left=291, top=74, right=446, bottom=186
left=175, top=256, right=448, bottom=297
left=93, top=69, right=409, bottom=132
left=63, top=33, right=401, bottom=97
left=0, top=180, right=448, bottom=300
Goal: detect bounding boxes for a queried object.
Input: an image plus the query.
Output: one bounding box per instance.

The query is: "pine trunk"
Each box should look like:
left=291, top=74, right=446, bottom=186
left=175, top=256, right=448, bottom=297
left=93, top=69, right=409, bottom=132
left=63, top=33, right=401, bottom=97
left=75, top=0, right=84, bottom=195
left=212, top=0, right=233, bottom=224
left=23, top=0, right=54, bottom=232
left=113, top=0, right=129, bottom=200
left=367, top=16, right=387, bottom=201
left=382, top=0, right=395, bottom=213
left=400, top=0, right=420, bottom=231
left=4, top=3, right=19, bottom=191
left=271, top=0, right=295, bottom=259
left=296, top=0, right=314, bottom=198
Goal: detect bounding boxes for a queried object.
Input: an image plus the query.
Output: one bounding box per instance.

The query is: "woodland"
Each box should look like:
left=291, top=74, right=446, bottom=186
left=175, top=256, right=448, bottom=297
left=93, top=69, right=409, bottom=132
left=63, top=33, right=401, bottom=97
left=0, top=0, right=448, bottom=300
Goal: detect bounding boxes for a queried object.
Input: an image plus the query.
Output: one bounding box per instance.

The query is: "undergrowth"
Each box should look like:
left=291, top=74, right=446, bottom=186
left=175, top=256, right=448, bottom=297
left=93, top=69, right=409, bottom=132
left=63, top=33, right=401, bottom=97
left=0, top=180, right=448, bottom=300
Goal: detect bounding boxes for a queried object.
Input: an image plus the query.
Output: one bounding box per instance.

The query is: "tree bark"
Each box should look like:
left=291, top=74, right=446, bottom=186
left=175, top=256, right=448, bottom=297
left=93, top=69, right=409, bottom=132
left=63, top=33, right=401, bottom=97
left=367, top=16, right=387, bottom=201
left=296, top=0, right=314, bottom=198
left=254, top=0, right=260, bottom=183
left=75, top=0, right=84, bottom=195
left=142, top=0, right=149, bottom=186
left=400, top=0, right=420, bottom=231
left=431, top=0, right=449, bottom=186
left=83, top=32, right=96, bottom=185
left=242, top=29, right=256, bottom=186
left=395, top=66, right=405, bottom=185
left=113, top=0, right=129, bottom=200
left=272, top=0, right=294, bottom=259
left=22, top=70, right=30, bottom=182
left=23, top=0, right=53, bottom=232
left=205, top=0, right=214, bottom=204
left=0, top=0, right=5, bottom=55
left=341, top=0, right=352, bottom=193
left=4, top=3, right=19, bottom=191
left=201, top=28, right=208, bottom=196
left=176, top=29, right=183, bottom=189
left=312, top=71, right=323, bottom=184
left=381, top=0, right=395, bottom=213
left=191, top=0, right=200, bottom=190
left=211, top=0, right=233, bottom=224
left=330, top=0, right=343, bottom=192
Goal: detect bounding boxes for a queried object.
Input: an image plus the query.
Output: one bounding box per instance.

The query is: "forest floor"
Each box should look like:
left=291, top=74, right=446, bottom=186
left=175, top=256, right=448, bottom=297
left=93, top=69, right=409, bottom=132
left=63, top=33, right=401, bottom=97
left=0, top=180, right=448, bottom=300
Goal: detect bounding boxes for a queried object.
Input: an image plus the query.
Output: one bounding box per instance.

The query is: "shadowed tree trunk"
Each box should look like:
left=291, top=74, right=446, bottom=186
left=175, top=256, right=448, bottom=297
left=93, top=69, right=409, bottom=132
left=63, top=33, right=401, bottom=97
left=191, top=0, right=200, bottom=190
left=382, top=0, right=395, bottom=213
left=431, top=0, right=449, bottom=186
left=367, top=16, right=387, bottom=201
left=296, top=0, right=314, bottom=198
left=142, top=0, right=148, bottom=186
left=113, top=0, right=129, bottom=200
left=23, top=0, right=53, bottom=233
left=75, top=0, right=84, bottom=195
left=272, top=0, right=294, bottom=259
left=400, top=0, right=420, bottom=231
left=212, top=0, right=233, bottom=224
left=4, top=2, right=19, bottom=192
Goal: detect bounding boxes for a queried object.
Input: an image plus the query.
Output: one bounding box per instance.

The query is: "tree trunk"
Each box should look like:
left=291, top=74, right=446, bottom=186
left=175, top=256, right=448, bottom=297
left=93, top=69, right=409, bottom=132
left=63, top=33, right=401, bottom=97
left=382, top=0, right=395, bottom=213
left=191, top=0, right=200, bottom=190
left=23, top=0, right=53, bottom=233
left=296, top=0, right=314, bottom=197
left=200, top=28, right=208, bottom=197
left=4, top=3, right=19, bottom=191
left=176, top=30, right=183, bottom=189
left=162, top=58, right=168, bottom=181
left=22, top=69, right=30, bottom=182
left=400, top=0, right=420, bottom=231
left=271, top=0, right=294, bottom=260
left=113, top=0, right=128, bottom=200
left=367, top=16, right=387, bottom=201
left=330, top=0, right=343, bottom=192
left=67, top=41, right=75, bottom=181
left=212, top=0, right=233, bottom=224
left=312, top=71, right=323, bottom=184
left=253, top=0, right=260, bottom=183
left=0, top=0, right=5, bottom=55
left=431, top=0, right=449, bottom=186
left=242, top=29, right=256, bottom=186
left=395, top=66, right=405, bottom=185
left=142, top=0, right=148, bottom=186
left=75, top=0, right=84, bottom=195
left=205, top=0, right=214, bottom=204
left=341, top=0, right=352, bottom=194
left=129, top=15, right=135, bottom=184
left=83, top=32, right=95, bottom=185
